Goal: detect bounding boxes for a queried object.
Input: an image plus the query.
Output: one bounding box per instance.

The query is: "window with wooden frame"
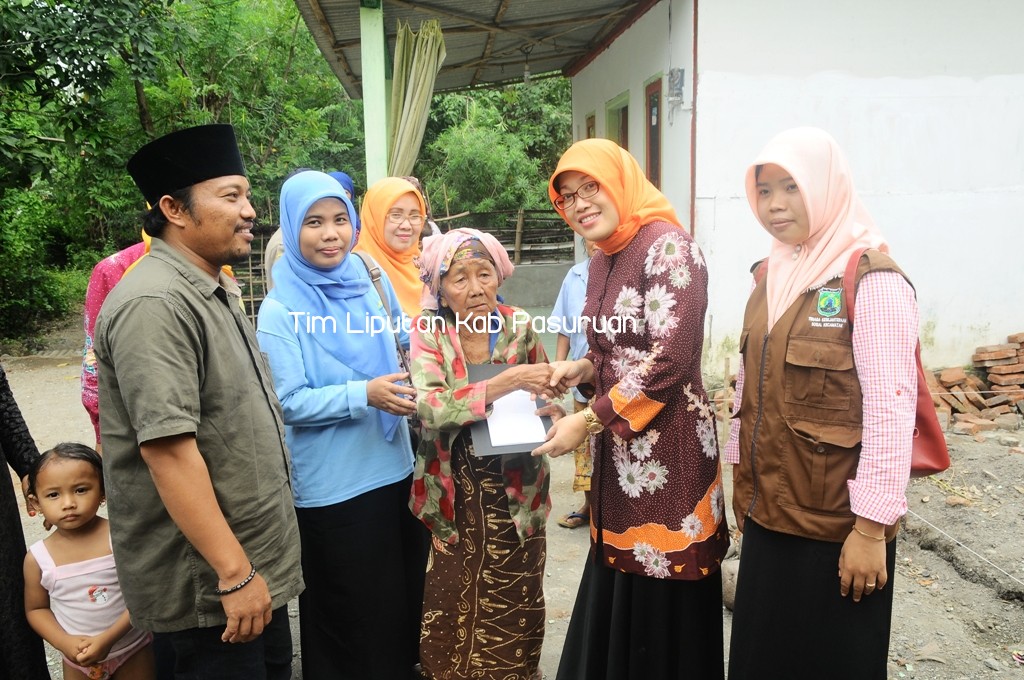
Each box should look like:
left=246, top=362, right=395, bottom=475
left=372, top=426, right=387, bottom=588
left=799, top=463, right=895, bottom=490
left=605, top=91, right=629, bottom=150
left=645, top=78, right=662, bottom=188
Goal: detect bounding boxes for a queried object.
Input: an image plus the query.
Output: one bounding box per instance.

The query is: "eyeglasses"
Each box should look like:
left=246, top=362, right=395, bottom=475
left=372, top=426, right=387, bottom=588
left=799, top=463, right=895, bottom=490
left=553, top=181, right=600, bottom=210
left=386, top=211, right=425, bottom=227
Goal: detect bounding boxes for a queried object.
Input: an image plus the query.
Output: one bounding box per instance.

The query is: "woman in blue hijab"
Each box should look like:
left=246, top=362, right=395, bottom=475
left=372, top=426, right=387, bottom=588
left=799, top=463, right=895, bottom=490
left=256, top=170, right=428, bottom=679
left=328, top=170, right=356, bottom=202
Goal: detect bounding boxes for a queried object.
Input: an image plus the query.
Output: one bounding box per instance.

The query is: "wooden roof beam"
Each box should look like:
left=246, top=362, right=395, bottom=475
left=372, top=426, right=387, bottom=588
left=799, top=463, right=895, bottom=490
left=387, top=0, right=544, bottom=48
left=307, top=0, right=360, bottom=95
left=330, top=12, right=623, bottom=49
left=470, top=0, right=509, bottom=87
left=444, top=48, right=588, bottom=73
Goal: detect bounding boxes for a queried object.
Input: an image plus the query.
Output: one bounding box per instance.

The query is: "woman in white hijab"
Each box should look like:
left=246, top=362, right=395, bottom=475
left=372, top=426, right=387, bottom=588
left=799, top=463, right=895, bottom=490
left=725, top=127, right=919, bottom=679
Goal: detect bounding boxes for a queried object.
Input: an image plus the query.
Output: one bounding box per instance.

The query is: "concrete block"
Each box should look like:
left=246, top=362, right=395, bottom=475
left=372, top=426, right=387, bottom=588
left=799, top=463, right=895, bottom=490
left=994, top=414, right=1021, bottom=431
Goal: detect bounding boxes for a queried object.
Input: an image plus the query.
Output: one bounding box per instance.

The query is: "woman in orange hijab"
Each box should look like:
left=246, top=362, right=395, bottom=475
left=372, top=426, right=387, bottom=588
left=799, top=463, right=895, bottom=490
left=535, top=139, right=729, bottom=679
left=354, top=177, right=428, bottom=316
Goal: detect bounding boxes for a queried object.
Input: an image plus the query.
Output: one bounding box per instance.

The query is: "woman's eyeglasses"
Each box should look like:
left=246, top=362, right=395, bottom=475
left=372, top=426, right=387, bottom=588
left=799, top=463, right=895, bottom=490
left=553, top=181, right=600, bottom=210
left=386, top=211, right=425, bottom=227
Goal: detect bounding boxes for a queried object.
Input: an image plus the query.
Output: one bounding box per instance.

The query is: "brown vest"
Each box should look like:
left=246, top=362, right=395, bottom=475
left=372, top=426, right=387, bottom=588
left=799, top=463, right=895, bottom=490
left=732, top=251, right=908, bottom=542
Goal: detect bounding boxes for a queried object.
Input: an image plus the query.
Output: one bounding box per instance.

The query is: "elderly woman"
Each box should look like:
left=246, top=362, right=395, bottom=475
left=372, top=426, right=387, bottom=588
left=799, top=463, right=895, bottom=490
left=256, top=171, right=427, bottom=679
left=355, top=176, right=429, bottom=317
left=410, top=228, right=556, bottom=680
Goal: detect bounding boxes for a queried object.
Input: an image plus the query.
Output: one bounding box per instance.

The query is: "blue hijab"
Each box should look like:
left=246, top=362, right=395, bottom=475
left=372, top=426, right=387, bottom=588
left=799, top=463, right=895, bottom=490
left=328, top=171, right=356, bottom=201
left=269, top=170, right=401, bottom=439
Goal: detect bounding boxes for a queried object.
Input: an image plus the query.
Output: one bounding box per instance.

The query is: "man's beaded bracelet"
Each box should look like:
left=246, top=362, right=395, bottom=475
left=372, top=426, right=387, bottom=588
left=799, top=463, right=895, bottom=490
left=215, top=562, right=256, bottom=596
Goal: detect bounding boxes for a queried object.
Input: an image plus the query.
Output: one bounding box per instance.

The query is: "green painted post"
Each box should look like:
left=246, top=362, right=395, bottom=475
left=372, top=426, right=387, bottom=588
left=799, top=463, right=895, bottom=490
left=360, top=5, right=388, bottom=184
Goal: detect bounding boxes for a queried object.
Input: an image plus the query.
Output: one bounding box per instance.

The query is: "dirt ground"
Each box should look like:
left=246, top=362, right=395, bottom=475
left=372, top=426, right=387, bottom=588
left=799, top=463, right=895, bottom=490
left=4, top=318, right=1023, bottom=679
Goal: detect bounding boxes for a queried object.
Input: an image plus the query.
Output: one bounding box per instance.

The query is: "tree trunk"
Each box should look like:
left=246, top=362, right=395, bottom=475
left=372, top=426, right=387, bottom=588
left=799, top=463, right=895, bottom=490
left=133, top=78, right=155, bottom=138
left=129, top=39, right=155, bottom=138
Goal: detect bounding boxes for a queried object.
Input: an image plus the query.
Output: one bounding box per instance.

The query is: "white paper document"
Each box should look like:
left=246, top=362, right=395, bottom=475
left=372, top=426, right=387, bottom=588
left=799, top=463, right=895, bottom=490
left=486, top=389, right=548, bottom=447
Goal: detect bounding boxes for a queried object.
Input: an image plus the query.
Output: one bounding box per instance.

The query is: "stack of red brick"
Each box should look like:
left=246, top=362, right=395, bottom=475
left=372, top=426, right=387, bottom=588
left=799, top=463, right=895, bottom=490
left=973, top=332, right=1024, bottom=404
left=935, top=332, right=1024, bottom=436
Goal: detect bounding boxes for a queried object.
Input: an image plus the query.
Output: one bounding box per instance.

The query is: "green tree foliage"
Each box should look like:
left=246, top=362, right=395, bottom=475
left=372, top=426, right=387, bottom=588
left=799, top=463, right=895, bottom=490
left=0, top=0, right=570, bottom=339
left=480, top=77, right=572, bottom=180
left=1, top=0, right=362, bottom=337
left=421, top=101, right=542, bottom=219
left=0, top=0, right=170, bottom=195
left=0, top=187, right=88, bottom=336
left=1, top=0, right=169, bottom=335
left=59, top=0, right=362, bottom=251
left=418, top=77, right=571, bottom=218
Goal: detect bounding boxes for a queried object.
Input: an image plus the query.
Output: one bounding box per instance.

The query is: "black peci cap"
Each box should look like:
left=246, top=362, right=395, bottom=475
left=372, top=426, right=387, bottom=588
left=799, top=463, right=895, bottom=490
left=127, top=124, right=246, bottom=206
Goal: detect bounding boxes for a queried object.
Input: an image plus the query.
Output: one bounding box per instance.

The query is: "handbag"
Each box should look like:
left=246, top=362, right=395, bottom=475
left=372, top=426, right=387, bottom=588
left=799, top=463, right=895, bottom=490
left=843, top=247, right=950, bottom=477
left=355, top=252, right=421, bottom=453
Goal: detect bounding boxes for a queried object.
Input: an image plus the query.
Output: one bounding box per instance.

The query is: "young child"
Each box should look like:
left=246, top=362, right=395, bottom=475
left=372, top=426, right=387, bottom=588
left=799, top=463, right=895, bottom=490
left=24, top=443, right=154, bottom=680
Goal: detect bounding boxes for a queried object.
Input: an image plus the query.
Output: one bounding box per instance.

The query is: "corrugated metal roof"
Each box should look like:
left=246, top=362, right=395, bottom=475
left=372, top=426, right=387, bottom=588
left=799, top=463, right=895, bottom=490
left=293, top=0, right=658, bottom=97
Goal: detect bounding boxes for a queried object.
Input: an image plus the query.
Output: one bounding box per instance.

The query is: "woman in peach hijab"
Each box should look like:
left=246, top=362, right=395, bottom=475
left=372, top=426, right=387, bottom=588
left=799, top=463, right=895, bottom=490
left=724, top=128, right=917, bottom=679
left=354, top=177, right=428, bottom=316
left=536, top=138, right=729, bottom=679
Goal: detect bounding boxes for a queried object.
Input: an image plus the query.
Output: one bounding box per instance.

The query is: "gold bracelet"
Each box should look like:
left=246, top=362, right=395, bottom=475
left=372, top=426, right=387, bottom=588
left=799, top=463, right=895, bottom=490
left=853, top=525, right=885, bottom=541
left=581, top=406, right=605, bottom=435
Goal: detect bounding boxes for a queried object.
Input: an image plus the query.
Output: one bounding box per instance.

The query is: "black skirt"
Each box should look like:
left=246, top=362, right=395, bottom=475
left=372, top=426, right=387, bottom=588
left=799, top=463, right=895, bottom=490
left=556, top=557, right=725, bottom=680
left=294, top=476, right=428, bottom=680
left=728, top=519, right=897, bottom=680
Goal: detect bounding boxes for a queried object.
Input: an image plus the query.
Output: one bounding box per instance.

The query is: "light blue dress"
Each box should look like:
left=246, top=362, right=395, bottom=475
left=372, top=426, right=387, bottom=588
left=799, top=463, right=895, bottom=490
left=549, top=258, right=591, bottom=402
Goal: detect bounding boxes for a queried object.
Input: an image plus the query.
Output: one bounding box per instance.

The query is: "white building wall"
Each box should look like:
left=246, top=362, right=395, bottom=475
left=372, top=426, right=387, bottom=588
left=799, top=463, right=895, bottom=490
left=570, top=0, right=1024, bottom=377
left=569, top=0, right=693, bottom=219
left=695, top=0, right=1024, bottom=372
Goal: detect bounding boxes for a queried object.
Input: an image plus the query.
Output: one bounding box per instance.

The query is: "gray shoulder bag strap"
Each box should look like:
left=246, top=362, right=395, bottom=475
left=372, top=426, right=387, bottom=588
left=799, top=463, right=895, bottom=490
left=354, top=252, right=412, bottom=376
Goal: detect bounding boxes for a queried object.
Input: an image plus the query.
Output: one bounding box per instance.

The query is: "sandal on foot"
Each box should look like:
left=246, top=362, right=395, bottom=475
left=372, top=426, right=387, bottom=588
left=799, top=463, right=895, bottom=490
left=557, top=511, right=590, bottom=529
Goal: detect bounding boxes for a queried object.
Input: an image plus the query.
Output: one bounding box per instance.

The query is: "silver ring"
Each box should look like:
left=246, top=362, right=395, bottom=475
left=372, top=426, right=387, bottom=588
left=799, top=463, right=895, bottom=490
left=866, top=582, right=876, bottom=588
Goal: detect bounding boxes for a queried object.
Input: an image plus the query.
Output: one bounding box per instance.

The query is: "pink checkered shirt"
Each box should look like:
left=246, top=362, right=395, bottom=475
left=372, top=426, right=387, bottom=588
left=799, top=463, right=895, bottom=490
left=725, top=270, right=919, bottom=525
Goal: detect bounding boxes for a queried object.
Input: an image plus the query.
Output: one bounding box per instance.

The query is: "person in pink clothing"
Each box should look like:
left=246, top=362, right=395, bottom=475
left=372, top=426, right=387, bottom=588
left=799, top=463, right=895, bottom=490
left=82, top=241, right=147, bottom=445
left=725, top=128, right=918, bottom=679
left=24, top=443, right=154, bottom=679
left=82, top=236, right=239, bottom=449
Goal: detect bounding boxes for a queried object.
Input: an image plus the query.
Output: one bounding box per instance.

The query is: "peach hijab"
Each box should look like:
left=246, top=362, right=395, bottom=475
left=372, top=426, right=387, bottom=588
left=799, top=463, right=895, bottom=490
left=354, top=177, right=428, bottom=316
left=549, top=138, right=682, bottom=255
left=417, top=228, right=514, bottom=312
left=746, top=127, right=888, bottom=329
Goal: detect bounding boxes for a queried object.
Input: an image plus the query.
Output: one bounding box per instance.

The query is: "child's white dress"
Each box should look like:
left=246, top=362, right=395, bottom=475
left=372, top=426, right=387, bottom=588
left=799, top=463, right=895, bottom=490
left=29, top=540, right=150, bottom=675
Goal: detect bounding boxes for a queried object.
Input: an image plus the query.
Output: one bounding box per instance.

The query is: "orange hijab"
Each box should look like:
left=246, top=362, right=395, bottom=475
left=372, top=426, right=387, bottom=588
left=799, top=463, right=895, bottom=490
left=745, top=127, right=888, bottom=329
left=355, top=177, right=427, bottom=316
left=549, top=138, right=682, bottom=254
left=121, top=231, right=151, bottom=277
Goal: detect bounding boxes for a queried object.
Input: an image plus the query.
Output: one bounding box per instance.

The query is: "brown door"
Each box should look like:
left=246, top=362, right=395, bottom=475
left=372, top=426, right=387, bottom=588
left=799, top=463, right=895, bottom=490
left=618, top=105, right=629, bottom=150
left=645, top=79, right=662, bottom=188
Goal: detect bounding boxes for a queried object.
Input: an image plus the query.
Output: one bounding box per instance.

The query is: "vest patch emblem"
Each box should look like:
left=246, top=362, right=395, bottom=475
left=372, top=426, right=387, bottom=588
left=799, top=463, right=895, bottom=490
left=817, top=288, right=842, bottom=317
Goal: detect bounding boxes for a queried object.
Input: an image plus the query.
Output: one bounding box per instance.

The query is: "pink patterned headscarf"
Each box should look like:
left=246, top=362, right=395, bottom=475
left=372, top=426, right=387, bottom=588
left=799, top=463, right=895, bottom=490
left=417, top=228, right=514, bottom=311
left=746, top=127, right=889, bottom=329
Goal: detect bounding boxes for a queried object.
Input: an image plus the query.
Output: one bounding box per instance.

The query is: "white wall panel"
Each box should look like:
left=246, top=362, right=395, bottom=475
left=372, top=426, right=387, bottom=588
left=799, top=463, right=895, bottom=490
left=570, top=0, right=1024, bottom=374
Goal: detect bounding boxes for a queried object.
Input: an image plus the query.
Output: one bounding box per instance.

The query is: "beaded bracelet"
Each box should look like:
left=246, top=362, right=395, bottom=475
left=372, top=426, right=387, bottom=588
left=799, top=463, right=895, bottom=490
left=853, top=526, right=884, bottom=542
left=215, top=562, right=256, bottom=596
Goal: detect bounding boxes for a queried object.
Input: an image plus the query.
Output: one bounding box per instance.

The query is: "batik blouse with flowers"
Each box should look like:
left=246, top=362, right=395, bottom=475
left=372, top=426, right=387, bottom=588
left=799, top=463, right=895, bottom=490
left=582, top=221, right=730, bottom=580
left=409, top=304, right=551, bottom=545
